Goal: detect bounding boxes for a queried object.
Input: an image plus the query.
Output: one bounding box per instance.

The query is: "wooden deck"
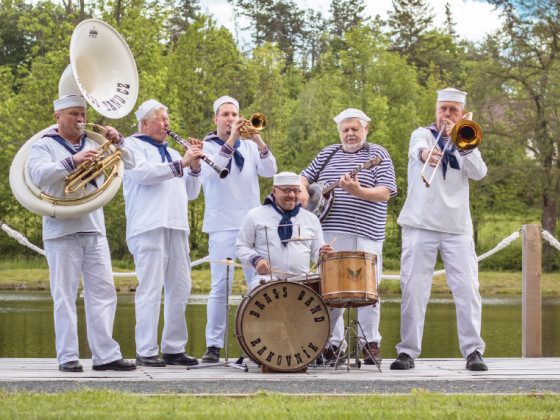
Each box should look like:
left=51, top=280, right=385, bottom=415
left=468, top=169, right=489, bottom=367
left=0, top=357, right=559, bottom=394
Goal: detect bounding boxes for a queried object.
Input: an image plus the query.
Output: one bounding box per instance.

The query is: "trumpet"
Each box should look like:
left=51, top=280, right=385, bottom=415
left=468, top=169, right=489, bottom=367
left=239, top=112, right=266, bottom=139
left=166, top=130, right=229, bottom=179
left=420, top=112, right=483, bottom=188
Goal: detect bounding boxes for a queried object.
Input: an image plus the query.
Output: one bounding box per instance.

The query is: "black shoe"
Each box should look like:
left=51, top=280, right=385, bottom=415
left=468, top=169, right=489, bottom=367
left=163, top=352, right=199, bottom=366
left=466, top=350, right=488, bottom=371
left=135, top=355, right=166, bottom=367
left=201, top=346, right=221, bottom=363
left=93, top=358, right=137, bottom=371
left=59, top=360, right=83, bottom=372
left=363, top=342, right=382, bottom=365
left=322, top=345, right=347, bottom=367
left=390, top=353, right=415, bottom=370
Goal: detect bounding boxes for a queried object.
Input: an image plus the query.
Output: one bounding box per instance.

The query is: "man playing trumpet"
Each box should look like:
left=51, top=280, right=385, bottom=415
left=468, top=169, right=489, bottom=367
left=28, top=94, right=136, bottom=372
left=199, top=96, right=277, bottom=363
left=394, top=88, right=488, bottom=371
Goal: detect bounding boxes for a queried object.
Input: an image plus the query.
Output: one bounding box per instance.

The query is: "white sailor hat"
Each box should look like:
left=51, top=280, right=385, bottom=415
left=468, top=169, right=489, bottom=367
left=437, top=88, right=467, bottom=104
left=333, top=108, right=371, bottom=124
left=53, top=94, right=86, bottom=111
left=274, top=171, right=301, bottom=186
left=135, top=99, right=166, bottom=122
left=213, top=96, right=239, bottom=115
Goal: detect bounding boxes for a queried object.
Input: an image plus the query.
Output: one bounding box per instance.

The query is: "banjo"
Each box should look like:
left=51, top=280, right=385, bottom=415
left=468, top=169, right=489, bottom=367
left=306, top=157, right=382, bottom=222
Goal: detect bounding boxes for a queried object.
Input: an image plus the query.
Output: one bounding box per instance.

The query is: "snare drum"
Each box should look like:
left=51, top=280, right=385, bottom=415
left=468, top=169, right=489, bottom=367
left=319, top=251, right=378, bottom=308
left=235, top=280, right=330, bottom=372
left=287, top=273, right=321, bottom=295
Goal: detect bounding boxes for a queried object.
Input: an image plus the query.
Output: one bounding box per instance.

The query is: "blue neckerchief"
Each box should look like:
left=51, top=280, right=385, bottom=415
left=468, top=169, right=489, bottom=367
left=264, top=194, right=301, bottom=247
left=46, top=132, right=97, bottom=188
left=135, top=134, right=173, bottom=163
left=426, top=123, right=460, bottom=179
left=208, top=134, right=245, bottom=172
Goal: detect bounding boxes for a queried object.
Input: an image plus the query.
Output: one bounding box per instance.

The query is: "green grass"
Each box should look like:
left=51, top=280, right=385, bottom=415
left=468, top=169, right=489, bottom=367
left=0, top=390, right=558, bottom=419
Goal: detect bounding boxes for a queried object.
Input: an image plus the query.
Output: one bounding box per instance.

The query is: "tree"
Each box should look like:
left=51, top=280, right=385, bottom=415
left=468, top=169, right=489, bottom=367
left=228, top=0, right=306, bottom=66
left=0, top=0, right=34, bottom=78
left=166, top=0, right=201, bottom=47
left=443, top=2, right=457, bottom=39
left=480, top=0, right=560, bottom=270
left=328, top=0, right=368, bottom=38
left=387, top=0, right=434, bottom=57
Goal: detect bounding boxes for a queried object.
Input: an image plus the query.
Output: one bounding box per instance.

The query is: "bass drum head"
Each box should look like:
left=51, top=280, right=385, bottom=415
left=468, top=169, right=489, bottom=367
left=235, top=281, right=330, bottom=372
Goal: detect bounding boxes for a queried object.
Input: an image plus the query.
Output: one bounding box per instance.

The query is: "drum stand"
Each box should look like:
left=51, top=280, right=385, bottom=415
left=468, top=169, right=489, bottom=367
left=187, top=260, right=248, bottom=372
left=331, top=304, right=382, bottom=372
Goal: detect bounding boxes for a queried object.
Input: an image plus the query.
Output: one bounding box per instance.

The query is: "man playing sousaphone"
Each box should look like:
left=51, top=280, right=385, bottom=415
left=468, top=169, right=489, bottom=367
left=298, top=108, right=397, bottom=366
left=235, top=172, right=334, bottom=291
left=28, top=93, right=136, bottom=372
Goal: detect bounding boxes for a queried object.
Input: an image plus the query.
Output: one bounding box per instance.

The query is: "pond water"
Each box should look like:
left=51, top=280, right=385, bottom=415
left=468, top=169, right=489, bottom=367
left=0, top=292, right=558, bottom=359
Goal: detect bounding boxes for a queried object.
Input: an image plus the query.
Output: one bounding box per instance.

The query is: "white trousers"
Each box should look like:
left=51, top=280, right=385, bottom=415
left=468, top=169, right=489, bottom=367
left=396, top=225, right=485, bottom=359
left=44, top=233, right=122, bottom=365
left=323, top=232, right=383, bottom=348
left=127, top=228, right=192, bottom=356
left=205, top=230, right=254, bottom=348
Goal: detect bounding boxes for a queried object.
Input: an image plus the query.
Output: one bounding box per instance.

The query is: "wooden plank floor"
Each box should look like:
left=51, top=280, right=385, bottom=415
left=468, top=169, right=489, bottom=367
left=1, top=357, right=559, bottom=382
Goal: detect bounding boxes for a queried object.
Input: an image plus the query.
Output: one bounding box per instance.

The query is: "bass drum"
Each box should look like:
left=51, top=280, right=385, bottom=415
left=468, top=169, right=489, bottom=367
left=235, top=281, right=330, bottom=372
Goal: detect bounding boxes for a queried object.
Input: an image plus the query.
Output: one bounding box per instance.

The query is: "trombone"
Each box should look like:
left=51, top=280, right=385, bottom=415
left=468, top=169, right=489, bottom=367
left=420, top=112, right=483, bottom=188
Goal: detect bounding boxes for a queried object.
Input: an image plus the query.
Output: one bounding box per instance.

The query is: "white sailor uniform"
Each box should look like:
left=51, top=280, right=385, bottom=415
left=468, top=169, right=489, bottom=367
left=28, top=129, right=135, bottom=365
left=123, top=134, right=201, bottom=357
left=396, top=125, right=487, bottom=359
left=200, top=132, right=277, bottom=349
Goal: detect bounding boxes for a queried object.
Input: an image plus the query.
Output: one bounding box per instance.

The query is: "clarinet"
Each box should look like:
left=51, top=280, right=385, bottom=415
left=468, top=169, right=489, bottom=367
left=166, top=129, right=229, bottom=179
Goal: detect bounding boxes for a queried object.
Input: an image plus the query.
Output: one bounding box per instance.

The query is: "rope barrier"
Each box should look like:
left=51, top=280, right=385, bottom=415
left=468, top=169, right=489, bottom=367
left=381, top=230, right=522, bottom=281
left=1, top=222, right=557, bottom=280
left=1, top=222, right=46, bottom=256
left=542, top=229, right=560, bottom=251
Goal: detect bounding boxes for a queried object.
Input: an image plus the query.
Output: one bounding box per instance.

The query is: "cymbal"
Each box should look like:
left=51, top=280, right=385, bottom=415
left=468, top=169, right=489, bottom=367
left=208, top=260, right=295, bottom=276
left=282, top=236, right=317, bottom=242
left=209, top=259, right=250, bottom=269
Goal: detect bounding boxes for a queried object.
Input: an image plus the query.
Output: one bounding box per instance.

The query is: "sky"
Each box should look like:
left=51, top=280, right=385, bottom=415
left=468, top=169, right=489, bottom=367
left=199, top=0, right=504, bottom=46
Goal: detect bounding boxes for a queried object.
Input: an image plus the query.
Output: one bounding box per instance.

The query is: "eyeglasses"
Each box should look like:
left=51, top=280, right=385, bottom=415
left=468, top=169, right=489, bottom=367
left=275, top=186, right=302, bottom=195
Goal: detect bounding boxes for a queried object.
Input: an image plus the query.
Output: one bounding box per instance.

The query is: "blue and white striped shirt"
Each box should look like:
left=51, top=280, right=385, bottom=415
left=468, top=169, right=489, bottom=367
left=301, top=143, right=397, bottom=241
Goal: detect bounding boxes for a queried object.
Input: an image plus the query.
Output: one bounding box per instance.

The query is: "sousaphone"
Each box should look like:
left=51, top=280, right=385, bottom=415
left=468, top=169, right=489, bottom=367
left=9, top=19, right=138, bottom=218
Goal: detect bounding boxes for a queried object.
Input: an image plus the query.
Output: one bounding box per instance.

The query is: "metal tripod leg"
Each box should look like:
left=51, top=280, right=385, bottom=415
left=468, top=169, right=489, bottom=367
left=187, top=259, right=248, bottom=372
left=332, top=304, right=381, bottom=372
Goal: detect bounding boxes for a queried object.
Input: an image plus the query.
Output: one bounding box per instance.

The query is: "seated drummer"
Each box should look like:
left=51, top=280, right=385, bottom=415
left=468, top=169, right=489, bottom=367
left=235, top=171, right=333, bottom=291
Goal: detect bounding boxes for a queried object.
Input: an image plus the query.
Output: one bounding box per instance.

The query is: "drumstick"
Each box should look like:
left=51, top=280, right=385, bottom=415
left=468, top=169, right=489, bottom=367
left=309, top=237, right=337, bottom=273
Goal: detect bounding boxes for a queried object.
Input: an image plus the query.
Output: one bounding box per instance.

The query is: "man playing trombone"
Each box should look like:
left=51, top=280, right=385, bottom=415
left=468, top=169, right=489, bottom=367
left=394, top=88, right=488, bottom=371
left=28, top=94, right=136, bottom=372
left=199, top=96, right=277, bottom=363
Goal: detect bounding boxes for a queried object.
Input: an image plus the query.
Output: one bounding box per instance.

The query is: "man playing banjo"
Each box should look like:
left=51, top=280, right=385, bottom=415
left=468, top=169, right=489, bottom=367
left=299, top=108, right=397, bottom=365
left=235, top=171, right=334, bottom=291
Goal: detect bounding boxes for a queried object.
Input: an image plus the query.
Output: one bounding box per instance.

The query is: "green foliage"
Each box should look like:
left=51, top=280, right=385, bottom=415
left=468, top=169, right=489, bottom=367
left=0, top=0, right=558, bottom=272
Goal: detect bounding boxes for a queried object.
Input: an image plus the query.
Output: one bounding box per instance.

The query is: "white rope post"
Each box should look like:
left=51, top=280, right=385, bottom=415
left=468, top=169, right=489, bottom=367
left=522, top=224, right=542, bottom=357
